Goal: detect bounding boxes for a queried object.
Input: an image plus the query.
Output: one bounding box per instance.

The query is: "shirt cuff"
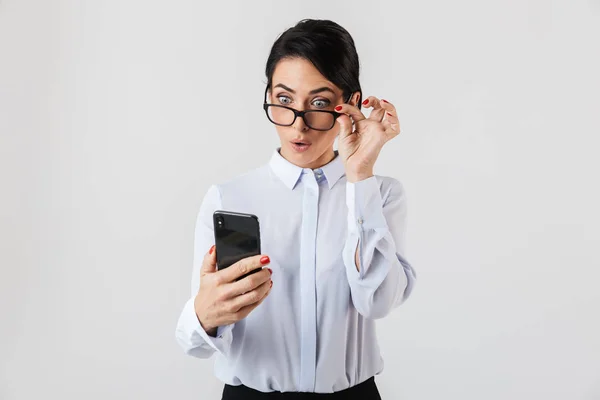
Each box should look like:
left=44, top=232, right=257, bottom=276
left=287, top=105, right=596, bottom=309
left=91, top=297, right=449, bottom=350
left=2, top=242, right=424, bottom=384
left=179, top=297, right=234, bottom=355
left=346, top=176, right=388, bottom=232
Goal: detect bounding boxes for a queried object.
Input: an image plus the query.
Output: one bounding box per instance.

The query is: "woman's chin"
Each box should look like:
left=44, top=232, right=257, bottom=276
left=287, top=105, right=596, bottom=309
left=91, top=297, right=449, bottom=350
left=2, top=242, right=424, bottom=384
left=280, top=144, right=313, bottom=165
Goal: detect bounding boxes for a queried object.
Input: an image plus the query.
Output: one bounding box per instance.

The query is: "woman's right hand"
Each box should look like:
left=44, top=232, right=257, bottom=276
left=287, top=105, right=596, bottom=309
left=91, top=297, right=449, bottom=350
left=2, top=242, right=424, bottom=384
left=194, top=245, right=273, bottom=336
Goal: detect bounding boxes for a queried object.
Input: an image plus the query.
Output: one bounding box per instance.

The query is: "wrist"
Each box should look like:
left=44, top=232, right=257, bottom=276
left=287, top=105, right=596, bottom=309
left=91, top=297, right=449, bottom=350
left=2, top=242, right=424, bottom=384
left=198, top=317, right=217, bottom=336
left=204, top=325, right=218, bottom=338
left=194, top=296, right=217, bottom=335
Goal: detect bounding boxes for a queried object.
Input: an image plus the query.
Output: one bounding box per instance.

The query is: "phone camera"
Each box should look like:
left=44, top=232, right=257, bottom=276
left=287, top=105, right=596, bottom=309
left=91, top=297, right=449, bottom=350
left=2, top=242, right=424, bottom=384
left=216, top=216, right=224, bottom=228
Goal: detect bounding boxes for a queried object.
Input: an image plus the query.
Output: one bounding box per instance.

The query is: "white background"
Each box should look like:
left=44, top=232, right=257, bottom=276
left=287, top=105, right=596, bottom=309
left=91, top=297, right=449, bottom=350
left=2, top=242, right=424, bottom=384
left=1, top=1, right=599, bottom=399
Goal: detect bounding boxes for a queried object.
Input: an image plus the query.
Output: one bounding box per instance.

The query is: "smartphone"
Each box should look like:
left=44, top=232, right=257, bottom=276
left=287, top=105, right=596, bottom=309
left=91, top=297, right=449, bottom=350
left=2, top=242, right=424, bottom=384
left=213, top=210, right=262, bottom=281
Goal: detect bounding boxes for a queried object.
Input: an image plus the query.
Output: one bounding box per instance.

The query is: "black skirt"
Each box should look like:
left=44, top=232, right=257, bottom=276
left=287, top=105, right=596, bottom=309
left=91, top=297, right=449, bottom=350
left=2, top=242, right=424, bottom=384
left=221, top=376, right=382, bottom=399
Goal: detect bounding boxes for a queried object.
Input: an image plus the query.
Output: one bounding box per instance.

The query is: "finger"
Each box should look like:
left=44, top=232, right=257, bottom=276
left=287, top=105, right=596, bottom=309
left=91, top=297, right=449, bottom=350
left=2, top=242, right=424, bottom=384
left=336, top=113, right=354, bottom=141
left=379, top=99, right=397, bottom=115
left=334, top=104, right=366, bottom=125
left=362, top=96, right=386, bottom=122
left=362, top=96, right=382, bottom=109
left=228, top=278, right=272, bottom=312
left=383, top=112, right=401, bottom=138
left=217, top=254, right=270, bottom=283
left=200, top=245, right=217, bottom=274
left=226, top=267, right=272, bottom=298
left=232, top=281, right=272, bottom=320
left=380, top=100, right=401, bottom=138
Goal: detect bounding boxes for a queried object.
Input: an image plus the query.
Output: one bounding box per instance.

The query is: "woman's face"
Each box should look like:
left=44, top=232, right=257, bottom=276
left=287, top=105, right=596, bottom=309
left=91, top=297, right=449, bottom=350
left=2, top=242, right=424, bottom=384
left=268, top=57, right=358, bottom=169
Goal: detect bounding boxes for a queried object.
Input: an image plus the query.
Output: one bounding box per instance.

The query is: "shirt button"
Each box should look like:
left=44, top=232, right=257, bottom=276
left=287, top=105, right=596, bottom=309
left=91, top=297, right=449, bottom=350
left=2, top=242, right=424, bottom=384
left=357, top=218, right=363, bottom=224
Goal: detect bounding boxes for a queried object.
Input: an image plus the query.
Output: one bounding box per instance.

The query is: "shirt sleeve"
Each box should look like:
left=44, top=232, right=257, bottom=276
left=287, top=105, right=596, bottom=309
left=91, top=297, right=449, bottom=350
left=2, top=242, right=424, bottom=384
left=175, top=184, right=235, bottom=358
left=342, top=176, right=417, bottom=319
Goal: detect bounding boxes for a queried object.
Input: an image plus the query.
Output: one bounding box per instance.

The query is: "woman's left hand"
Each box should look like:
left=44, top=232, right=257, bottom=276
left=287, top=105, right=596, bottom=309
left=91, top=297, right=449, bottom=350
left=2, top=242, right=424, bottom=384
left=335, top=96, right=402, bottom=182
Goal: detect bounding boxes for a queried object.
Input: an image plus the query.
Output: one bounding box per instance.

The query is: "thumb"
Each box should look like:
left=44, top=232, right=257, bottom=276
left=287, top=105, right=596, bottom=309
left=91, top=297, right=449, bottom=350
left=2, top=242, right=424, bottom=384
left=336, top=114, right=353, bottom=141
left=200, top=244, right=218, bottom=274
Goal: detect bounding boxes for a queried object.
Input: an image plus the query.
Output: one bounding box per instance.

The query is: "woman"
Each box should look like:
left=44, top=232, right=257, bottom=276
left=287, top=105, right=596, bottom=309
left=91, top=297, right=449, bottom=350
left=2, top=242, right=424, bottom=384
left=175, top=19, right=416, bottom=399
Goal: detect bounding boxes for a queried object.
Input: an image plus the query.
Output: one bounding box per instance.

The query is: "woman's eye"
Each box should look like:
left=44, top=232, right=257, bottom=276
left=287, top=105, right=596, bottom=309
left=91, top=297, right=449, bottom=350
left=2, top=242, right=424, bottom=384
left=277, top=96, right=291, bottom=105
left=312, top=99, right=330, bottom=108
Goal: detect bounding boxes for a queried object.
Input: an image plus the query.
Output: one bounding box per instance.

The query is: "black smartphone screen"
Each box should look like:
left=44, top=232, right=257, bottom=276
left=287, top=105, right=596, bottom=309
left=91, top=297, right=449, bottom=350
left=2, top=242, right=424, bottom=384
left=213, top=210, right=262, bottom=281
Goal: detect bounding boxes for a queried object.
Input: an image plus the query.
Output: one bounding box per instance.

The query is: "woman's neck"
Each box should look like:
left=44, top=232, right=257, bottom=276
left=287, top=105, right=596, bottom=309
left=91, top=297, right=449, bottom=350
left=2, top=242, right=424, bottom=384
left=280, top=147, right=337, bottom=170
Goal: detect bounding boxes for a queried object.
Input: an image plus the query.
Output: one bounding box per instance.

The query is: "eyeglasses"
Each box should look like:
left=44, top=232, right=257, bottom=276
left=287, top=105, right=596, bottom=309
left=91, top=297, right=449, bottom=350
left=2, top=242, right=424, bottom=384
left=263, top=86, right=352, bottom=131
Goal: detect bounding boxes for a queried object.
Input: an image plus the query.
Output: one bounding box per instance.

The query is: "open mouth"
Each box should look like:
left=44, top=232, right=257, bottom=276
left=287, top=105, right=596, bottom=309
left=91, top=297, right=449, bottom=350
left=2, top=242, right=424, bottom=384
left=290, top=141, right=311, bottom=152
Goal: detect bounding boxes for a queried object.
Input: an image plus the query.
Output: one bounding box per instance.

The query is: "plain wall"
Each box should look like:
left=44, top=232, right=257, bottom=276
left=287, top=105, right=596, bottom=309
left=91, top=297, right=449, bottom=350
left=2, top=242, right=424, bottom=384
left=1, top=0, right=599, bottom=399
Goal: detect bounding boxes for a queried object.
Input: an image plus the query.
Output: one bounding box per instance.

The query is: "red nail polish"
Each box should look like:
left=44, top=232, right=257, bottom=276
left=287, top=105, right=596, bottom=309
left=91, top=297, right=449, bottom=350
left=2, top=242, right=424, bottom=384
left=209, top=245, right=215, bottom=254
left=335, top=105, right=342, bottom=111
left=382, top=99, right=388, bottom=103
left=362, top=99, right=369, bottom=105
left=267, top=268, right=272, bottom=275
left=260, top=256, right=270, bottom=265
left=387, top=112, right=393, bottom=116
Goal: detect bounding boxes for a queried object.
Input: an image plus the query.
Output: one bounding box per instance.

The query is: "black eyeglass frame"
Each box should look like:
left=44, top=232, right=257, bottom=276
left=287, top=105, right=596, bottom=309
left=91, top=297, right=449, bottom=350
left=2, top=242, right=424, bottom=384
left=262, top=85, right=354, bottom=131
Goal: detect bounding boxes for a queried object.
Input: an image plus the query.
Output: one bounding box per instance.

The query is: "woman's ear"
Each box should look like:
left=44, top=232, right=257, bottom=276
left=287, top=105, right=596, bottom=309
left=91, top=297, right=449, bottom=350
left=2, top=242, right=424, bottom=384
left=351, top=91, right=362, bottom=107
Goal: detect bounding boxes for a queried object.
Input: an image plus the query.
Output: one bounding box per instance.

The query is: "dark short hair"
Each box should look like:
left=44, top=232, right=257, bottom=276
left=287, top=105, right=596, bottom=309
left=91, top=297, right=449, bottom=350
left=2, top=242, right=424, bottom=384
left=265, top=19, right=362, bottom=109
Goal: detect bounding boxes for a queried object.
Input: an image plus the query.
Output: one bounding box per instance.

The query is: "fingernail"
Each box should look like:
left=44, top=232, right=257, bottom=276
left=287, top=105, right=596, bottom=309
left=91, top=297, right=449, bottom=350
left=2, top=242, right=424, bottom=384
left=260, top=256, right=270, bottom=265
left=387, top=112, right=393, bottom=116
left=362, top=99, right=369, bottom=105
left=382, top=99, right=388, bottom=103
left=270, top=280, right=273, bottom=288
left=267, top=268, right=272, bottom=275
left=335, top=105, right=342, bottom=111
left=209, top=245, right=215, bottom=254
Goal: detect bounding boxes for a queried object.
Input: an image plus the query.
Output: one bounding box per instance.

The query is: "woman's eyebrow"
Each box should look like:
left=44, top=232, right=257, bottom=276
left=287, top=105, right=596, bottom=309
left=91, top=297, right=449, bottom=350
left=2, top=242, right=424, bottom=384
left=273, top=83, right=335, bottom=96
left=309, top=87, right=335, bottom=95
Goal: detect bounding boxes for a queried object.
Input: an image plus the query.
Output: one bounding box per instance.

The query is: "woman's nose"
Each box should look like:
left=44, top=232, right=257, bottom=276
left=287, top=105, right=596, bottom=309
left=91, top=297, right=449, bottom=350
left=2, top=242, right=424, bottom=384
left=293, top=114, right=309, bottom=132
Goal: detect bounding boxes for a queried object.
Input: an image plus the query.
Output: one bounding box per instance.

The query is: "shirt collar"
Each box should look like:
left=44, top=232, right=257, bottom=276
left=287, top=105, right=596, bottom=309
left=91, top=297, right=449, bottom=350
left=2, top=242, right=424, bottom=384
left=269, top=148, right=346, bottom=190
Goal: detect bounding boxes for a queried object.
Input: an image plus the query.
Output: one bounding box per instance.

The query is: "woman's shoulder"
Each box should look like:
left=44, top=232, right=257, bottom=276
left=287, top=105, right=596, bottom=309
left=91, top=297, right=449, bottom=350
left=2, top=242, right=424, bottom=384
left=212, top=164, right=270, bottom=193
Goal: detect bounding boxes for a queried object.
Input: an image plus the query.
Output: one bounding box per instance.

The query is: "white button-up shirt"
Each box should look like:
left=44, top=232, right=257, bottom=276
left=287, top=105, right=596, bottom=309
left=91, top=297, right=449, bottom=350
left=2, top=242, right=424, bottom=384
left=175, top=148, right=416, bottom=393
